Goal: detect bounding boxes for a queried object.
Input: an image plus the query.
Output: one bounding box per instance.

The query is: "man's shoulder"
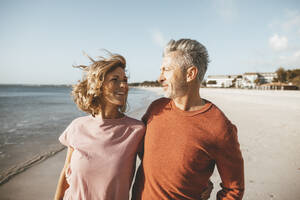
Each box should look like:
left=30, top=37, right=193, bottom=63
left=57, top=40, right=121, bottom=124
left=196, top=100, right=230, bottom=126
left=151, top=97, right=171, bottom=105
left=147, top=97, right=171, bottom=112
left=207, top=102, right=237, bottom=136
left=207, top=102, right=229, bottom=121
left=142, top=98, right=171, bottom=123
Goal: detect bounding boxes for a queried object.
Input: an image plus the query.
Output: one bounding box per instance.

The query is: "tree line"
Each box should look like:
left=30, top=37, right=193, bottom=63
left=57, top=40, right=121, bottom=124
left=128, top=81, right=160, bottom=87
left=275, top=67, right=300, bottom=88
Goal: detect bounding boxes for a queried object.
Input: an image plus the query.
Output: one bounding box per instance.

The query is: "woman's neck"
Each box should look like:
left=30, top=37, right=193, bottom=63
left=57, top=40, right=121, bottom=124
left=97, top=104, right=123, bottom=119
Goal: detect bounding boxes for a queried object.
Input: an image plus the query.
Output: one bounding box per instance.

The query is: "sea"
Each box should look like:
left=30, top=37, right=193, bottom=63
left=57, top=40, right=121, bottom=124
left=0, top=85, right=162, bottom=184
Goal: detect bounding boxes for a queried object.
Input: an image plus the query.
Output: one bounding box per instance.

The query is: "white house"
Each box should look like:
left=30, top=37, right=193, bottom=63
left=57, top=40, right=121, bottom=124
left=241, top=72, right=259, bottom=88
left=259, top=72, right=277, bottom=83
left=206, top=75, right=235, bottom=88
left=205, top=72, right=277, bottom=88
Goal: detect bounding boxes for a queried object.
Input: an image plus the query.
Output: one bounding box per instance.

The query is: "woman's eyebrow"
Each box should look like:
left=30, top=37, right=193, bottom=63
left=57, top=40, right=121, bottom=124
left=111, top=75, right=128, bottom=79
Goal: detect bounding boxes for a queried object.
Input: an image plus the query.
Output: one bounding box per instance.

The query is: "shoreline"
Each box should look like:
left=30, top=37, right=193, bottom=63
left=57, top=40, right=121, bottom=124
left=0, top=145, right=65, bottom=185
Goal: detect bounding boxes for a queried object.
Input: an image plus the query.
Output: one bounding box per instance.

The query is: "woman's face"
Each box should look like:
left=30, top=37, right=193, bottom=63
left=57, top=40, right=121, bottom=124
left=102, top=67, right=128, bottom=107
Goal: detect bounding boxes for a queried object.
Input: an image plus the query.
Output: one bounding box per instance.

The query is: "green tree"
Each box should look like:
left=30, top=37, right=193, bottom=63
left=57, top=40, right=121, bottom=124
left=207, top=80, right=217, bottom=85
left=286, top=70, right=297, bottom=81
left=291, top=76, right=300, bottom=88
left=254, top=78, right=261, bottom=85
left=276, top=67, right=287, bottom=83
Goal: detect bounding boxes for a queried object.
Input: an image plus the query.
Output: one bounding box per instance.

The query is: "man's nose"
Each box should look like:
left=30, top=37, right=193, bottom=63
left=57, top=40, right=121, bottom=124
left=158, top=72, right=165, bottom=84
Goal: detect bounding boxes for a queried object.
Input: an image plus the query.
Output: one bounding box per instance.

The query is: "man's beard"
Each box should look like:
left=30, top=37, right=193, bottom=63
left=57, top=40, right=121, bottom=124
left=163, top=81, right=188, bottom=99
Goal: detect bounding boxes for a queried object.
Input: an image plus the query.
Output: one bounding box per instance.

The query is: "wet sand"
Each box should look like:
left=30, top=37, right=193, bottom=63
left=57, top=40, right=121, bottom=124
left=0, top=88, right=300, bottom=200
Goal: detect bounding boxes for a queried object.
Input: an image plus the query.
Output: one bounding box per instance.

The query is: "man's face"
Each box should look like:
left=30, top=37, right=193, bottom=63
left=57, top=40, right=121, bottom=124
left=158, top=52, right=188, bottom=98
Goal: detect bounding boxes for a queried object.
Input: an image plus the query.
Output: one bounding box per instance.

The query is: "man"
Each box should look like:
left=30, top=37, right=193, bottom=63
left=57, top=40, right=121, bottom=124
left=132, top=39, right=244, bottom=200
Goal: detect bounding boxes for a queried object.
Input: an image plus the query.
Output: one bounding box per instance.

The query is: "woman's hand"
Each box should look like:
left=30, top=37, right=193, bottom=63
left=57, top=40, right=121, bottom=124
left=53, top=147, right=73, bottom=200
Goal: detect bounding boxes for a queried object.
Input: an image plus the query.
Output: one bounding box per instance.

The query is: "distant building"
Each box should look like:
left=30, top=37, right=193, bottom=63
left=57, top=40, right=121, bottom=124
left=206, top=72, right=277, bottom=88
left=242, top=72, right=277, bottom=88
left=259, top=82, right=298, bottom=90
left=206, top=75, right=235, bottom=88
left=259, top=72, right=277, bottom=83
left=241, top=72, right=259, bottom=88
left=233, top=75, right=243, bottom=88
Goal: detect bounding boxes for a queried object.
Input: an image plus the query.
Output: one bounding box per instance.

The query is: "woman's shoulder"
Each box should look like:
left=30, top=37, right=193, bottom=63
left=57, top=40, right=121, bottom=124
left=124, top=116, right=145, bottom=128
left=69, top=115, right=92, bottom=127
left=122, top=116, right=145, bottom=132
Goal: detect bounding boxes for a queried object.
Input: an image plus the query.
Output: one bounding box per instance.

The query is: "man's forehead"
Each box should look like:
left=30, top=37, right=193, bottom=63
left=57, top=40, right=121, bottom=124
left=162, top=52, right=181, bottom=67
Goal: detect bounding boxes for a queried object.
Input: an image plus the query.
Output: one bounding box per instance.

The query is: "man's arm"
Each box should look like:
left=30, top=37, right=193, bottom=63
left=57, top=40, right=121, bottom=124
left=215, top=124, right=244, bottom=200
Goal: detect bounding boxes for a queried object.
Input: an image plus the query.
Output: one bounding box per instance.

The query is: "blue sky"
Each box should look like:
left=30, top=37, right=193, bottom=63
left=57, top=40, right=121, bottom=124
left=1, top=0, right=300, bottom=84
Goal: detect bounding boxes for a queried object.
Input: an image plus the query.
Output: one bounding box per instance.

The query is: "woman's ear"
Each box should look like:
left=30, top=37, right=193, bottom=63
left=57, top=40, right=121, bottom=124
left=186, top=66, right=198, bottom=82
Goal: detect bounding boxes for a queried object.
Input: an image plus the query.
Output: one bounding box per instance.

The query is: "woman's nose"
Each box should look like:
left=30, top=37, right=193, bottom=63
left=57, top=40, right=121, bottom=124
left=120, top=81, right=128, bottom=88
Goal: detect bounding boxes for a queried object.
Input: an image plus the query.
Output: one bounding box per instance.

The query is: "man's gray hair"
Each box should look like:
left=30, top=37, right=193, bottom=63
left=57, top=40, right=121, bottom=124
left=163, top=39, right=209, bottom=82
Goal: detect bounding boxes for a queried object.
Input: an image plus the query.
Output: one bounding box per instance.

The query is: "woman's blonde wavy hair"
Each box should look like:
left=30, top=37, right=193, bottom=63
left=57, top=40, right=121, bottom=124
left=72, top=51, right=127, bottom=116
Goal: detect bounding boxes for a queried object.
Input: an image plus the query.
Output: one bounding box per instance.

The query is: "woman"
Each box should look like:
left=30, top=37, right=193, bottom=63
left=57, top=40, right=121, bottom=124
left=54, top=52, right=145, bottom=200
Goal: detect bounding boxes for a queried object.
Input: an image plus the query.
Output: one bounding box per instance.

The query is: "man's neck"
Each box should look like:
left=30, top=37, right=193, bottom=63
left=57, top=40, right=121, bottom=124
left=172, top=89, right=205, bottom=111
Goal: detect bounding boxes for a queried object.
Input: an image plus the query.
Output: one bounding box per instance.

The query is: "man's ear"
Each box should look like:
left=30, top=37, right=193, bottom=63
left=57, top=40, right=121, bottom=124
left=186, top=66, right=198, bottom=82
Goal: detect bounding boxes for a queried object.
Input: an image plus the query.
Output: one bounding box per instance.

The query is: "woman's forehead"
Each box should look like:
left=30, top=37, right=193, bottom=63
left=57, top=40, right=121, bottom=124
left=106, top=67, right=126, bottom=77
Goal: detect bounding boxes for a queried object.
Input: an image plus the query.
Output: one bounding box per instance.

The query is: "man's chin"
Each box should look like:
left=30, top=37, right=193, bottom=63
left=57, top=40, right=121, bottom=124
left=163, top=91, right=173, bottom=98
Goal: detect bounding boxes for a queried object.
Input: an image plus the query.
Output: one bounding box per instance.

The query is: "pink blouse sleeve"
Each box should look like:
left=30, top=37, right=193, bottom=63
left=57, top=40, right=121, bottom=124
left=59, top=121, right=74, bottom=147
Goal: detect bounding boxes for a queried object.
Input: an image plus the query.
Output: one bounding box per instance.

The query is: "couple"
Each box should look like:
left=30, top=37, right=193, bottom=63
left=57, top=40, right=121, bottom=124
left=54, top=39, right=244, bottom=200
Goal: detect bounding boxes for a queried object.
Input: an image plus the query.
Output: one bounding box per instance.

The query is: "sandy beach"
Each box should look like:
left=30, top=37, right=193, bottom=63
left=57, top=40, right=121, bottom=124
left=0, top=87, right=300, bottom=200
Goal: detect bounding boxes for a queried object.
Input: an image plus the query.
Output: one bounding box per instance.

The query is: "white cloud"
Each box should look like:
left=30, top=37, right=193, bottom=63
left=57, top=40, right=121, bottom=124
left=152, top=30, right=167, bottom=47
left=269, top=34, right=288, bottom=51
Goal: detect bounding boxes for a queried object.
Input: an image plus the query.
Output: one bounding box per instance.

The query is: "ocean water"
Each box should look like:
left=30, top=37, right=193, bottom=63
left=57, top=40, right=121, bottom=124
left=0, top=85, right=161, bottom=184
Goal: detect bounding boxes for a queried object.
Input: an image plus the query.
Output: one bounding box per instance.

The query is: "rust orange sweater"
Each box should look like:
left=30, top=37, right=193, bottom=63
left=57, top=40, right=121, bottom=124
left=132, top=98, right=244, bottom=200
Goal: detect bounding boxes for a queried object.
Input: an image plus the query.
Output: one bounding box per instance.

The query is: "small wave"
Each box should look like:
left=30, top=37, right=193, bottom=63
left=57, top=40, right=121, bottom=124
left=3, top=142, right=18, bottom=145
left=7, top=128, right=17, bottom=133
left=0, top=146, right=66, bottom=185
left=16, top=123, right=26, bottom=127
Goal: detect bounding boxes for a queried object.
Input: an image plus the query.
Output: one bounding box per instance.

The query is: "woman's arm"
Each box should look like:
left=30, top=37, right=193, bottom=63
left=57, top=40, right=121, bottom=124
left=54, top=146, right=74, bottom=200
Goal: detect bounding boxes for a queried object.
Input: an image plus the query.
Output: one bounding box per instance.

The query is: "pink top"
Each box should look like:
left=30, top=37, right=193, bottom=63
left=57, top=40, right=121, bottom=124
left=59, top=115, right=145, bottom=200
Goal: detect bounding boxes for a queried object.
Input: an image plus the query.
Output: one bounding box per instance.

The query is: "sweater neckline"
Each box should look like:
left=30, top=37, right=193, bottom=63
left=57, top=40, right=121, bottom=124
left=170, top=98, right=212, bottom=116
left=90, top=114, right=128, bottom=124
